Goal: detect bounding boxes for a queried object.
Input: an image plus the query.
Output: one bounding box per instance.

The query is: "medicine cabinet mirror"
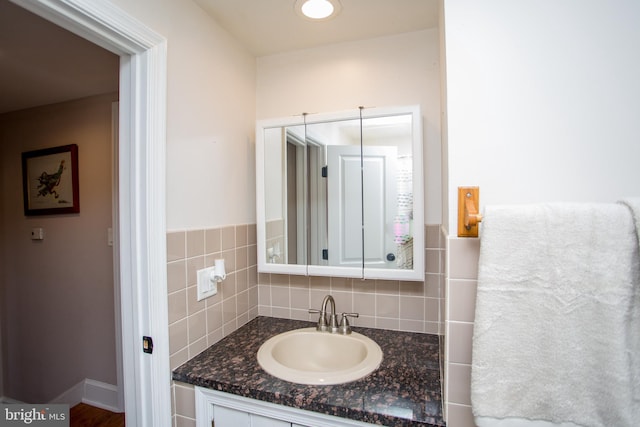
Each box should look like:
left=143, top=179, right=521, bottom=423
left=256, top=105, right=423, bottom=281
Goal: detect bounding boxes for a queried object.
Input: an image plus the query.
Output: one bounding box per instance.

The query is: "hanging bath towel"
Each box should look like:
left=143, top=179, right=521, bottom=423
left=471, top=202, right=640, bottom=427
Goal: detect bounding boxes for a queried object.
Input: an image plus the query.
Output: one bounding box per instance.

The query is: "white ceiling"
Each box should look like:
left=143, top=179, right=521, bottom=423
left=0, top=0, right=438, bottom=114
left=0, top=0, right=119, bottom=114
left=194, top=0, right=439, bottom=56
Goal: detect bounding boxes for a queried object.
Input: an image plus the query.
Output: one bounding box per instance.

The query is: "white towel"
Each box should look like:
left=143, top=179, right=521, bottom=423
left=471, top=202, right=640, bottom=427
left=620, top=198, right=640, bottom=245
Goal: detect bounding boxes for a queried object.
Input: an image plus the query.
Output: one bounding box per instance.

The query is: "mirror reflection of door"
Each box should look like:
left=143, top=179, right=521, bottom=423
left=257, top=106, right=423, bottom=280
left=327, top=145, right=397, bottom=269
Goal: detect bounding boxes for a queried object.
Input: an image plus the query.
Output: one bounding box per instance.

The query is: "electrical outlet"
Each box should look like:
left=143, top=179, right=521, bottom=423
left=197, top=267, right=217, bottom=301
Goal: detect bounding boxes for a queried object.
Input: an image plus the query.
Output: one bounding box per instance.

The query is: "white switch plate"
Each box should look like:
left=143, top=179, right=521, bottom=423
left=196, top=267, right=217, bottom=301
left=31, top=227, right=44, bottom=240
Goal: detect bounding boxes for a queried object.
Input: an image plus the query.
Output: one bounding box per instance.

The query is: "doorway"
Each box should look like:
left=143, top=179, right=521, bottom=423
left=0, top=1, right=120, bottom=407
left=7, top=1, right=170, bottom=426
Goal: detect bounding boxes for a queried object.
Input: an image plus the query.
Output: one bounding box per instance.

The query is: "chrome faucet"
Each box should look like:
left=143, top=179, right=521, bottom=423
left=309, top=294, right=359, bottom=334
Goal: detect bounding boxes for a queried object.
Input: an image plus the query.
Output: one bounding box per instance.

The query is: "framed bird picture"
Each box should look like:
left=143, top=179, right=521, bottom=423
left=21, top=144, right=80, bottom=216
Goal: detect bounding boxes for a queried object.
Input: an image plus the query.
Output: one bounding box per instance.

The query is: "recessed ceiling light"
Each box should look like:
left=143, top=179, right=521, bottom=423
left=295, top=0, right=341, bottom=21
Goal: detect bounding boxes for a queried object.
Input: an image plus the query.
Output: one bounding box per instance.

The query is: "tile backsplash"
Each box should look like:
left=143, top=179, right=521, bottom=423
left=168, top=224, right=445, bottom=369
left=167, top=224, right=259, bottom=371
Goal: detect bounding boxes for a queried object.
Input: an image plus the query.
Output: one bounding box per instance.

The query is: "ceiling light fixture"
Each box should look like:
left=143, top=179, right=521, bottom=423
left=295, top=0, right=341, bottom=21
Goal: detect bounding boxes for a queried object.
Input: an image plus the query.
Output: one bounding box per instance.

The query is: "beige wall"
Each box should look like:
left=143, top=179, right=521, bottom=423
left=0, top=93, right=118, bottom=402
left=441, top=1, right=640, bottom=425
left=107, top=0, right=257, bottom=231
left=257, top=29, right=442, bottom=225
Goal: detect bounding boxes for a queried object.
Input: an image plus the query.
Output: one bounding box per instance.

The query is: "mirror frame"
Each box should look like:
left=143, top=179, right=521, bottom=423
left=256, top=105, right=424, bottom=281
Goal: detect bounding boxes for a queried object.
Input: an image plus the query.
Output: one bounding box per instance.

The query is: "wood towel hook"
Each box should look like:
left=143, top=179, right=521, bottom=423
left=458, top=187, right=483, bottom=237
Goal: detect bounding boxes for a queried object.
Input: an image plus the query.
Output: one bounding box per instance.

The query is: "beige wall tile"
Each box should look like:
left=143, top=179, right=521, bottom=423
left=236, top=246, right=248, bottom=270
left=235, top=224, right=248, bottom=247
left=236, top=269, right=249, bottom=293
left=331, top=277, right=352, bottom=291
left=353, top=292, right=376, bottom=316
left=221, top=226, right=236, bottom=251
left=290, top=275, right=310, bottom=288
left=186, top=230, right=205, bottom=258
left=400, top=319, right=424, bottom=333
left=258, top=284, right=271, bottom=306
left=169, top=319, right=188, bottom=355
left=332, top=291, right=353, bottom=314
left=425, top=297, right=440, bottom=322
left=188, top=337, right=207, bottom=358
left=309, top=275, right=331, bottom=290
left=446, top=403, right=475, bottom=427
left=174, top=383, right=195, bottom=418
left=425, top=249, right=441, bottom=274
left=376, top=317, right=399, bottom=330
left=447, top=363, right=471, bottom=405
left=448, top=321, right=474, bottom=364
left=205, top=228, right=221, bottom=254
left=167, top=261, right=187, bottom=293
left=271, top=274, right=290, bottom=287
left=186, top=256, right=205, bottom=287
left=271, top=286, right=290, bottom=307
left=400, top=295, right=424, bottom=321
left=223, top=295, right=237, bottom=324
left=425, top=224, right=442, bottom=249
left=168, top=290, right=187, bottom=325
left=290, top=288, right=310, bottom=310
left=170, top=348, right=189, bottom=371
left=424, top=273, right=441, bottom=298
left=425, top=321, right=439, bottom=335
left=222, top=249, right=236, bottom=273
left=187, top=286, right=206, bottom=315
left=399, top=280, right=425, bottom=297
left=449, top=238, right=480, bottom=280
left=175, top=415, right=196, bottom=427
left=375, top=280, right=400, bottom=295
left=187, top=310, right=206, bottom=343
left=167, top=232, right=186, bottom=262
left=376, top=294, right=400, bottom=318
left=449, top=279, right=477, bottom=322
left=237, top=290, right=249, bottom=316
left=247, top=224, right=257, bottom=245
left=206, top=303, right=223, bottom=335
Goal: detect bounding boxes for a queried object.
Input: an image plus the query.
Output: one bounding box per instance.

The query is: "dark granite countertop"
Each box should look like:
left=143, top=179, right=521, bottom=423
left=173, top=316, right=445, bottom=427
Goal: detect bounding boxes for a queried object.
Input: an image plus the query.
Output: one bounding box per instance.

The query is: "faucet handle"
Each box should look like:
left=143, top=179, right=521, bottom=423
left=308, top=308, right=328, bottom=331
left=338, top=312, right=359, bottom=334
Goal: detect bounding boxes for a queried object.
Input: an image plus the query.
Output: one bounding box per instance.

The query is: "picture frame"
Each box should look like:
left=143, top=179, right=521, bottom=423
left=22, top=144, right=80, bottom=216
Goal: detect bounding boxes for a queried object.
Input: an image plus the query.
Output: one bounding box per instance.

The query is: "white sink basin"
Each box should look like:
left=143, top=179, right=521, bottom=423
left=257, top=327, right=383, bottom=385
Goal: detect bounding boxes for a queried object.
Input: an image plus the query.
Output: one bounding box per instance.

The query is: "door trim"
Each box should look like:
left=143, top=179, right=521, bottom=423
left=10, top=1, right=170, bottom=426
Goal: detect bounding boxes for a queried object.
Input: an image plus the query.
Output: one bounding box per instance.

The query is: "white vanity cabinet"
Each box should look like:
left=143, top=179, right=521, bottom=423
left=195, top=387, right=377, bottom=427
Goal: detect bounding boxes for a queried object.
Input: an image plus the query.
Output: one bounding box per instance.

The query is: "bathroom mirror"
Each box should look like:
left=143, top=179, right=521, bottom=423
left=256, top=105, right=423, bottom=281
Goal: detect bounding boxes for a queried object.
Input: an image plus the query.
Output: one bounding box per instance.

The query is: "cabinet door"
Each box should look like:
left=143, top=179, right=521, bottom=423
left=213, top=405, right=250, bottom=427
left=250, top=413, right=291, bottom=427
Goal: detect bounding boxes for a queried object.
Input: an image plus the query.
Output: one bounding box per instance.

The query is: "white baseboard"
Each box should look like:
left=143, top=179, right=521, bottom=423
left=50, top=380, right=84, bottom=407
left=49, top=379, right=122, bottom=413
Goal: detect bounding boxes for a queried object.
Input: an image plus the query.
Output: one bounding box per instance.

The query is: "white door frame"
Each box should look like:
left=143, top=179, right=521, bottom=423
left=10, top=1, right=170, bottom=426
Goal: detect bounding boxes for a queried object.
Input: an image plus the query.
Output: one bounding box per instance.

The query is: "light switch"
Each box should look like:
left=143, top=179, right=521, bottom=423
left=31, top=227, right=44, bottom=240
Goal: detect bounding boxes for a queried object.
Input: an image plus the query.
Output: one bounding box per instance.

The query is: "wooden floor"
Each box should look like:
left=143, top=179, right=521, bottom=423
left=70, top=403, right=125, bottom=427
